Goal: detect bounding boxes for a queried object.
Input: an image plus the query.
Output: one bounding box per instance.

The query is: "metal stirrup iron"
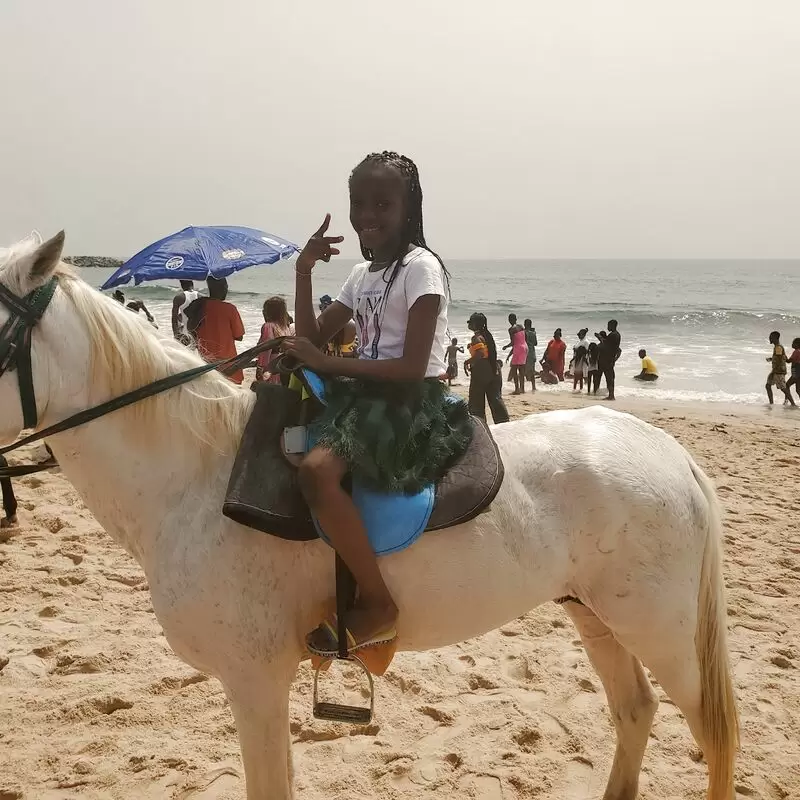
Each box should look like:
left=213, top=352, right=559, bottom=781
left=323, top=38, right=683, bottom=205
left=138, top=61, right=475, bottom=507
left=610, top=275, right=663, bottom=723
left=312, top=554, right=375, bottom=724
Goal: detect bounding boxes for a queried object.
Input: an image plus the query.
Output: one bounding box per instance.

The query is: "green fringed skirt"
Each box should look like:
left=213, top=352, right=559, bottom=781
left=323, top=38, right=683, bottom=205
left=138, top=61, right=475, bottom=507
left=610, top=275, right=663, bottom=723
left=314, top=378, right=473, bottom=494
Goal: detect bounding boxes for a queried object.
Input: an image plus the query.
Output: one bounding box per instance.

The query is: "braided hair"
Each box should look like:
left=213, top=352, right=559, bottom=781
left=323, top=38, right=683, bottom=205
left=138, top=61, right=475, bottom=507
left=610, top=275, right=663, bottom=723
left=349, top=150, right=451, bottom=294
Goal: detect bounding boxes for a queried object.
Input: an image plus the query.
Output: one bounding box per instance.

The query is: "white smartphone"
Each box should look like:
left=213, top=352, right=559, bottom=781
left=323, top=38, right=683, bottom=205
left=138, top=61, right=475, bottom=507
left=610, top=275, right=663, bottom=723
left=283, top=426, right=308, bottom=455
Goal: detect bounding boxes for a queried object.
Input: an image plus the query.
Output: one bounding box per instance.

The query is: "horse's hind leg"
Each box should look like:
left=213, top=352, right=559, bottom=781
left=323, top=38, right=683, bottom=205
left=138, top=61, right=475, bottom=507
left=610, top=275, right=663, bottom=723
left=563, top=600, right=658, bottom=800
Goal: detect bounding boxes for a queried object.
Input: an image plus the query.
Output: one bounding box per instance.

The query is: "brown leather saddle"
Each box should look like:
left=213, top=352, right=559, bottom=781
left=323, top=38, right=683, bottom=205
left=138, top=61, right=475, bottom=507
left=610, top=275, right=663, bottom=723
left=223, top=380, right=504, bottom=545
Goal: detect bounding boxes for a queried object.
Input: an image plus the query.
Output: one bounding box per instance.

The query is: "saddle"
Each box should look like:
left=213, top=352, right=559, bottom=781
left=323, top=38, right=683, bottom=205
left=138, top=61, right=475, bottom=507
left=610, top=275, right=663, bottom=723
left=223, top=371, right=504, bottom=552
left=222, top=370, right=504, bottom=724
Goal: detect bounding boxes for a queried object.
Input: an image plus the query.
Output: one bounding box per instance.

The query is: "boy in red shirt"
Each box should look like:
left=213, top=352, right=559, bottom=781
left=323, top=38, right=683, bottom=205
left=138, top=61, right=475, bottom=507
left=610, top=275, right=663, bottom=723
left=188, top=276, right=245, bottom=383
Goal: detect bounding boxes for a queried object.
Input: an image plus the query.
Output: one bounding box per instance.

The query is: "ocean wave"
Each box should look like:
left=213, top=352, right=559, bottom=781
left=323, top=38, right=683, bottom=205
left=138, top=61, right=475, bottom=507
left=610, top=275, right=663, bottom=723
left=527, top=382, right=765, bottom=406
left=448, top=300, right=799, bottom=328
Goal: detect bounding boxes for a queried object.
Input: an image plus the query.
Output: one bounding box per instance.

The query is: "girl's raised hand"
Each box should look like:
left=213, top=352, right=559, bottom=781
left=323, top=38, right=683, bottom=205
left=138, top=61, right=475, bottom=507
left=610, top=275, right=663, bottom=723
left=296, top=214, right=344, bottom=275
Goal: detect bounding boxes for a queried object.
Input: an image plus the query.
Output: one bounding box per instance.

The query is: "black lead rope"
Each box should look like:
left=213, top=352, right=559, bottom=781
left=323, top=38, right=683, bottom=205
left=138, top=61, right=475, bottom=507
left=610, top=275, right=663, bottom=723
left=0, top=336, right=288, bottom=477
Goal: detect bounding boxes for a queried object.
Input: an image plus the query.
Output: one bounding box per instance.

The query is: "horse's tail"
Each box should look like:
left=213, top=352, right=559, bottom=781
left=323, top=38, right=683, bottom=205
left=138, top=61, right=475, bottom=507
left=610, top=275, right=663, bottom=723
left=690, top=458, right=739, bottom=799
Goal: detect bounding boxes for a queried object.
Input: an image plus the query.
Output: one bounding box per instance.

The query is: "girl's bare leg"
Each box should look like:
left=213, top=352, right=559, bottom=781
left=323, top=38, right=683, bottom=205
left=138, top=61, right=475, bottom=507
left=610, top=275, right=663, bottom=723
left=299, top=446, right=398, bottom=644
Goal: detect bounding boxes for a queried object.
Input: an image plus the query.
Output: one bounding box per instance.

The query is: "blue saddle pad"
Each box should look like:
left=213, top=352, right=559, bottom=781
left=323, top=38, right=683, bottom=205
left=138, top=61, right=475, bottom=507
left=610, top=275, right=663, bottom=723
left=301, top=369, right=436, bottom=556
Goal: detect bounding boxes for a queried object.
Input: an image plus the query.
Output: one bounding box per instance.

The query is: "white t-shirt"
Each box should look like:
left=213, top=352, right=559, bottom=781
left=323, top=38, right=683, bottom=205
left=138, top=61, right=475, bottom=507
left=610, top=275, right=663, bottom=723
left=177, top=289, right=200, bottom=335
left=336, top=247, right=448, bottom=379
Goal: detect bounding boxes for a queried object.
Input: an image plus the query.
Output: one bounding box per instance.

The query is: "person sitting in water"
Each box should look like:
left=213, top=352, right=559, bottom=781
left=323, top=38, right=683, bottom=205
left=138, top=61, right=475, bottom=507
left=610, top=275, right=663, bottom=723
left=280, top=151, right=473, bottom=665
left=634, top=349, right=659, bottom=382
left=126, top=299, right=158, bottom=328
left=539, top=357, right=559, bottom=384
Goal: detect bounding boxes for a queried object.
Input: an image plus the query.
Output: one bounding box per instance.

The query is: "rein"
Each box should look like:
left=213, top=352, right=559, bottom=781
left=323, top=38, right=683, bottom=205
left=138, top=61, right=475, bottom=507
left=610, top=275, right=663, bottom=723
left=0, top=335, right=287, bottom=479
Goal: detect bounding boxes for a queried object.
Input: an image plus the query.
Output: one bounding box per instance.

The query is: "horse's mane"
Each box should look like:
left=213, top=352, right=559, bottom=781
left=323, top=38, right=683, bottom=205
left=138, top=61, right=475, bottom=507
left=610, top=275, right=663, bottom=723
left=52, top=263, right=254, bottom=458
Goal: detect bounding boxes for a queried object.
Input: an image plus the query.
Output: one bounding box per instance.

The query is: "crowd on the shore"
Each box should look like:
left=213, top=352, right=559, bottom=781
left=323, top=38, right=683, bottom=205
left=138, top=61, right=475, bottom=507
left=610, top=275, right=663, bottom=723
left=107, top=281, right=800, bottom=417
left=457, top=313, right=645, bottom=423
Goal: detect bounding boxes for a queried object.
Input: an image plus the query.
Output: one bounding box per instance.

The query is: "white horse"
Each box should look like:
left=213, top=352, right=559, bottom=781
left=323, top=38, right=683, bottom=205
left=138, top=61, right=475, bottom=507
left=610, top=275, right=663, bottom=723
left=0, top=232, right=738, bottom=800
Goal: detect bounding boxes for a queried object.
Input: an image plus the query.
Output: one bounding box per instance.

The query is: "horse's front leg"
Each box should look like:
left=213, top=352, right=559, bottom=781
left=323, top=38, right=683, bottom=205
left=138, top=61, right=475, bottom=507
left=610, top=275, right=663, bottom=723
left=223, top=654, right=300, bottom=800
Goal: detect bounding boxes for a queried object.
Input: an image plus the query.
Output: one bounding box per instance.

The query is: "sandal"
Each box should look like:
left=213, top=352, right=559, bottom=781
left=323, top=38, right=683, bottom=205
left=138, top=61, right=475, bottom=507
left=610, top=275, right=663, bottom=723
left=306, top=615, right=398, bottom=676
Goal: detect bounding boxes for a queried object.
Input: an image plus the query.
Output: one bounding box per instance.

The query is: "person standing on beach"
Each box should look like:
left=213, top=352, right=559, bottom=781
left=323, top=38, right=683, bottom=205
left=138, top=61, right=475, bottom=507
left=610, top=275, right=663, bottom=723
left=571, top=328, right=590, bottom=391
left=542, top=329, right=566, bottom=381
left=503, top=314, right=527, bottom=394
left=466, top=312, right=509, bottom=423
left=256, top=296, right=292, bottom=383
left=765, top=331, right=795, bottom=406
left=504, top=313, right=528, bottom=394
left=523, top=319, right=537, bottom=391
left=786, top=337, right=800, bottom=401
left=598, top=319, right=622, bottom=400
left=586, top=341, right=600, bottom=394
left=186, top=276, right=245, bottom=384
left=445, top=337, right=464, bottom=386
left=172, top=279, right=200, bottom=345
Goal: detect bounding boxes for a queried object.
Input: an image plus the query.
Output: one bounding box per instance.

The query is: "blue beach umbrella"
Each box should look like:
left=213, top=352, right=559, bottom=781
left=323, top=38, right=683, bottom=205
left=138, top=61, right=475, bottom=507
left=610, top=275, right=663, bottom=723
left=101, top=225, right=298, bottom=290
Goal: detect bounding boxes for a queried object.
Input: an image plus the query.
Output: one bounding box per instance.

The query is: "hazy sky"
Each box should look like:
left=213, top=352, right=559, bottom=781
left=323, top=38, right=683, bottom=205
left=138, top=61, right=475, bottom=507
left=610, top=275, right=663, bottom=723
left=2, top=1, right=799, bottom=259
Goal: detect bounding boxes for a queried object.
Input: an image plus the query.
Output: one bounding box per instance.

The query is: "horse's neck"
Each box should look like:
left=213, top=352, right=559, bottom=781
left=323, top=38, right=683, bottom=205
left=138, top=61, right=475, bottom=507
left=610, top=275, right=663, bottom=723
left=50, top=395, right=241, bottom=567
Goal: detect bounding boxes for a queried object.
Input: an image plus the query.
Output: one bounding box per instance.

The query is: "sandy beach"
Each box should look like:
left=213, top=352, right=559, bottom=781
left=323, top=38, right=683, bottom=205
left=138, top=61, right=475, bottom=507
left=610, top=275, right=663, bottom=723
left=1, top=393, right=798, bottom=800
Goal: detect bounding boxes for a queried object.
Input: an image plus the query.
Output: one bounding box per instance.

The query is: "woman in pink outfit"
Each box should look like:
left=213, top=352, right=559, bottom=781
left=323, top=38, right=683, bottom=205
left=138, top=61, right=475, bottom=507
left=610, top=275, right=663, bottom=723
left=510, top=326, right=529, bottom=393
left=256, top=296, right=292, bottom=383
left=503, top=313, right=529, bottom=394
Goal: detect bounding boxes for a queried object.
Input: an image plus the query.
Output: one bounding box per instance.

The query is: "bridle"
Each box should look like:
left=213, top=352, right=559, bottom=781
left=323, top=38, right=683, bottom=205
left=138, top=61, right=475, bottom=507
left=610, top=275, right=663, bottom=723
left=0, top=277, right=58, bottom=429
left=0, top=273, right=288, bottom=478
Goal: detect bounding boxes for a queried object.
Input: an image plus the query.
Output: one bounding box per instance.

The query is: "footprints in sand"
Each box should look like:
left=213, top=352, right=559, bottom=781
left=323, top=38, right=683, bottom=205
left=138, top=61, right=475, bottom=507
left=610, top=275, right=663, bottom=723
left=512, top=726, right=542, bottom=753
left=287, top=629, right=602, bottom=798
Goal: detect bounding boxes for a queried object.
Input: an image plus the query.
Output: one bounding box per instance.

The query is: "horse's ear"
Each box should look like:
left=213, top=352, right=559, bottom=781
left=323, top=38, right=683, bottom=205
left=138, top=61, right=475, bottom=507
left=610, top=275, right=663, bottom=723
left=25, top=230, right=65, bottom=283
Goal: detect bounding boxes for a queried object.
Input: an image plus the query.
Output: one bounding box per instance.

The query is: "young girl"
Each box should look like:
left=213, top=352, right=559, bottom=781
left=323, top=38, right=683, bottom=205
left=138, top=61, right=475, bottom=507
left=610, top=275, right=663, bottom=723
left=571, top=329, right=589, bottom=392
left=256, top=296, right=292, bottom=383
left=281, top=152, right=472, bottom=668
left=586, top=341, right=600, bottom=395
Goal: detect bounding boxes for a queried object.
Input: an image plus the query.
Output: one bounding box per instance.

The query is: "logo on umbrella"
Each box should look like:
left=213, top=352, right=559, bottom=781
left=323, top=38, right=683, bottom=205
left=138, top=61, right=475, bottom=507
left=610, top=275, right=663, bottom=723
left=165, top=256, right=185, bottom=270
left=222, top=249, right=245, bottom=261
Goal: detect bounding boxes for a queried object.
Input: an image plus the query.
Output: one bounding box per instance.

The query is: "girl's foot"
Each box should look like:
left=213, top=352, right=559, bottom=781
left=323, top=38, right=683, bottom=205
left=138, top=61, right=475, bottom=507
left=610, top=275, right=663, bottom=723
left=306, top=602, right=398, bottom=656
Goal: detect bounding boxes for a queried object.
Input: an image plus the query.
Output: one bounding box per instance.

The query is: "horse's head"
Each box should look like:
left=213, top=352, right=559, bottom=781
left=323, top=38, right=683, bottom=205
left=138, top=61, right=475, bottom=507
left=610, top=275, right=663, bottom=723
left=0, top=231, right=67, bottom=444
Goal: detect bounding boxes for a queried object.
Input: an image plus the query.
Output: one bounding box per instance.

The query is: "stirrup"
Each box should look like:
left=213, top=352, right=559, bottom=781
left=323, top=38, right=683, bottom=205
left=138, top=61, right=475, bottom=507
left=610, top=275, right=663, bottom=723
left=312, top=653, right=375, bottom=724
